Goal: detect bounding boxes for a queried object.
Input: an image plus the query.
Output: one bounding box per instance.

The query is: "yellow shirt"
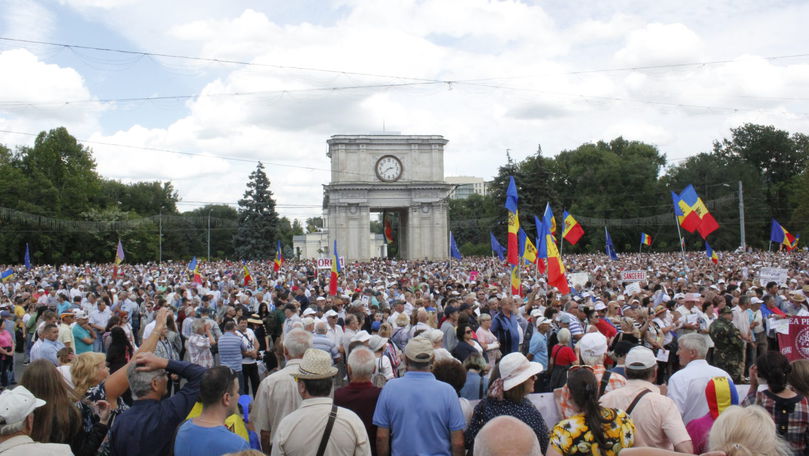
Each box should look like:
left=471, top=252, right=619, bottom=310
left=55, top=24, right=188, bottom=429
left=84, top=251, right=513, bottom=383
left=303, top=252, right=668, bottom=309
left=185, top=402, right=249, bottom=441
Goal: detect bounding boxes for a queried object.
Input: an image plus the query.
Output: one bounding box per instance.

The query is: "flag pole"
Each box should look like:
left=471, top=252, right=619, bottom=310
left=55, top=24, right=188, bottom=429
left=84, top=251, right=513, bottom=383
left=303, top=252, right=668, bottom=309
left=639, top=237, right=642, bottom=254
left=674, top=214, right=687, bottom=267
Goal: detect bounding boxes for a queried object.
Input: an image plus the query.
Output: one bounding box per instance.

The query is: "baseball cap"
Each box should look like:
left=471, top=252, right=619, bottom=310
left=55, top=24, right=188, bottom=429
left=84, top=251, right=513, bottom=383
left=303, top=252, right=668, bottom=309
left=404, top=337, right=434, bottom=362
left=324, top=309, right=338, bottom=318
left=594, top=302, right=607, bottom=311
left=578, top=332, right=608, bottom=358
left=625, top=346, right=657, bottom=370
left=0, top=386, right=46, bottom=426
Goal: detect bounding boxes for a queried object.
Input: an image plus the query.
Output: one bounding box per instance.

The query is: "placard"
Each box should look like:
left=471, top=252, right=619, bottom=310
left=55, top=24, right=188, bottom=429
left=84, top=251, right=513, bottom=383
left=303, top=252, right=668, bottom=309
left=624, top=282, right=641, bottom=296
left=569, top=272, right=589, bottom=288
left=621, top=270, right=647, bottom=282
left=316, top=257, right=346, bottom=269
left=759, top=267, right=788, bottom=286
left=777, top=316, right=809, bottom=361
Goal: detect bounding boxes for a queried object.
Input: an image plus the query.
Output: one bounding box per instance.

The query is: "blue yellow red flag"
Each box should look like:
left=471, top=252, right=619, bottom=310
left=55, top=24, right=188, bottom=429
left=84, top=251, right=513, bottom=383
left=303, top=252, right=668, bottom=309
left=640, top=233, right=652, bottom=246
left=562, top=211, right=584, bottom=245
left=705, top=241, right=718, bottom=264
left=505, top=176, right=520, bottom=265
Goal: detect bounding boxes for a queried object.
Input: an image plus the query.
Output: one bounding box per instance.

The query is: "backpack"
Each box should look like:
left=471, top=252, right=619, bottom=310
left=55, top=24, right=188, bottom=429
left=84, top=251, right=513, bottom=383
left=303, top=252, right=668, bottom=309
left=371, top=356, right=388, bottom=387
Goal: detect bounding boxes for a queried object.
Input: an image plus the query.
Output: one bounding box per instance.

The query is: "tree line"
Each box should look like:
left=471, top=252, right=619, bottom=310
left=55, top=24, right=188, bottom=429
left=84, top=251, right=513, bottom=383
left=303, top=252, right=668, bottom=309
left=0, top=127, right=301, bottom=264
left=450, top=123, right=809, bottom=255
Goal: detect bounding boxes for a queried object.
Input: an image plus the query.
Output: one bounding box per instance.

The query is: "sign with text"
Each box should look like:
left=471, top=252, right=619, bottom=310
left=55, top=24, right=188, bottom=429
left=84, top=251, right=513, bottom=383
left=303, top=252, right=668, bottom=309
left=621, top=270, right=647, bottom=282
left=316, top=257, right=346, bottom=269
left=777, top=317, right=809, bottom=361
left=759, top=267, right=788, bottom=286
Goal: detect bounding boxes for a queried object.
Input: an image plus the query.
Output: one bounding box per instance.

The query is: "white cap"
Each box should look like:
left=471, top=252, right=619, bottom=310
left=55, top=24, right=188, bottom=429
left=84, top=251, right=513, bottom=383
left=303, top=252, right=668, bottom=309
left=535, top=317, right=552, bottom=327
left=324, top=309, right=338, bottom=318
left=0, top=386, right=46, bottom=426
left=594, top=302, right=607, bottom=311
left=530, top=309, right=543, bottom=318
left=625, top=346, right=657, bottom=370
left=350, top=330, right=371, bottom=343
left=578, top=332, right=608, bottom=358
left=302, top=308, right=317, bottom=317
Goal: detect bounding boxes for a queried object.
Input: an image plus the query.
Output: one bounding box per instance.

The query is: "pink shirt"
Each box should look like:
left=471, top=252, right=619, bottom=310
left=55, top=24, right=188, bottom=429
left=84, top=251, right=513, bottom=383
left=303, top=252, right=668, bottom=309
left=0, top=329, right=12, bottom=348
left=685, top=414, right=714, bottom=454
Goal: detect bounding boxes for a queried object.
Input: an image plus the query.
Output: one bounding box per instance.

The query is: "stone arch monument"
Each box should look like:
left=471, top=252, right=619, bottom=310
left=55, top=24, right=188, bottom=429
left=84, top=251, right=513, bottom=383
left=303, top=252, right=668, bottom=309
left=325, top=134, right=453, bottom=260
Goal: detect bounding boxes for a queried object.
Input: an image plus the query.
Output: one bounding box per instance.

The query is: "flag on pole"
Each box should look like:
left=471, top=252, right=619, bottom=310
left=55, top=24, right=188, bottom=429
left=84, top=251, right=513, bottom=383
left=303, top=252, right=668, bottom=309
left=329, top=240, right=341, bottom=296
left=605, top=228, right=619, bottom=260
left=540, top=222, right=569, bottom=294
left=510, top=265, right=521, bottom=296
left=383, top=213, right=394, bottom=244
left=24, top=243, right=30, bottom=270
left=113, top=240, right=124, bottom=279
left=242, top=260, right=253, bottom=285
left=562, top=211, right=584, bottom=245
left=490, top=232, right=506, bottom=261
left=678, top=185, right=720, bottom=238
left=788, top=235, right=800, bottom=251
left=449, top=232, right=462, bottom=260
left=770, top=219, right=798, bottom=251
left=505, top=176, right=520, bottom=266
left=640, top=233, right=653, bottom=246
left=273, top=240, right=283, bottom=272
left=187, top=256, right=197, bottom=271
left=543, top=203, right=557, bottom=237
left=0, top=268, right=14, bottom=282
left=705, top=241, right=718, bottom=264
left=671, top=190, right=699, bottom=233
left=518, top=229, right=538, bottom=265
left=193, top=262, right=203, bottom=284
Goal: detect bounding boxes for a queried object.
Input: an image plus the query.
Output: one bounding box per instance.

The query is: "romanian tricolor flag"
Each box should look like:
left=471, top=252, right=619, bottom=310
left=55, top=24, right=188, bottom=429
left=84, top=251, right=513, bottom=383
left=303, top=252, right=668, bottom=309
left=771, top=219, right=799, bottom=251
left=193, top=262, right=203, bottom=284
left=640, top=233, right=652, bottom=246
left=505, top=176, right=520, bottom=266
left=0, top=268, right=14, bottom=282
left=113, top=240, right=124, bottom=279
left=273, top=240, right=283, bottom=272
left=329, top=240, right=341, bottom=296
left=243, top=260, right=253, bottom=286
left=676, top=185, right=720, bottom=239
left=539, top=222, right=570, bottom=294
left=383, top=213, right=394, bottom=244
left=705, top=241, right=718, bottom=264
left=562, top=211, right=584, bottom=245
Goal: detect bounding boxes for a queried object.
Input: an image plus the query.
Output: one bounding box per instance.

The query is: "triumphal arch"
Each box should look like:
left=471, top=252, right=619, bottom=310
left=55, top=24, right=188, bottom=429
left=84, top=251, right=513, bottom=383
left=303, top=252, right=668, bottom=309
left=324, top=134, right=453, bottom=260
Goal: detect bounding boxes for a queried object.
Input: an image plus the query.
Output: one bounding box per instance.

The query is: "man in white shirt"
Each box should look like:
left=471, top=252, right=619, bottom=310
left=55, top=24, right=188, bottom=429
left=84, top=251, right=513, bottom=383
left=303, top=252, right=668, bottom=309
left=667, top=333, right=731, bottom=424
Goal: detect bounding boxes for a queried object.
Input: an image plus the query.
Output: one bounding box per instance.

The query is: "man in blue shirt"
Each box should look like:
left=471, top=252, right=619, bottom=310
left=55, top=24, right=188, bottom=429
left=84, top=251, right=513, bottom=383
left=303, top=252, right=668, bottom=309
left=528, top=318, right=551, bottom=370
left=490, top=296, right=520, bottom=354
left=109, top=351, right=206, bottom=456
left=174, top=366, right=250, bottom=456
left=373, top=337, right=465, bottom=456
left=219, top=320, right=250, bottom=393
left=34, top=324, right=64, bottom=366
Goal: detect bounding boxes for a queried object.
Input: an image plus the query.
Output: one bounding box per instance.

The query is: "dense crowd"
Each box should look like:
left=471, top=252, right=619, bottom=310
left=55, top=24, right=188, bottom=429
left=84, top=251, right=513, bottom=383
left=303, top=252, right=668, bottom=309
left=1, top=250, right=809, bottom=456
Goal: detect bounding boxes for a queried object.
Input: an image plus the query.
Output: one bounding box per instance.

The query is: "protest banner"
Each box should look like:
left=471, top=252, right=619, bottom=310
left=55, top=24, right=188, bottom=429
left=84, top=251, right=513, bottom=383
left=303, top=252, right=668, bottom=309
left=569, top=272, right=589, bottom=288
left=624, top=282, right=641, bottom=296
left=620, top=270, right=646, bottom=282
left=759, top=267, right=788, bottom=286
left=316, top=257, right=346, bottom=269
left=778, top=316, right=809, bottom=361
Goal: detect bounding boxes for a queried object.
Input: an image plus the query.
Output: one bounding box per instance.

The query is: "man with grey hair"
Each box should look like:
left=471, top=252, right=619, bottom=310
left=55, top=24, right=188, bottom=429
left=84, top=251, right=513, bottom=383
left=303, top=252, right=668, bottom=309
left=109, top=351, right=206, bottom=456
left=473, top=416, right=542, bottom=456
left=0, top=386, right=72, bottom=455
left=667, top=333, right=731, bottom=424
left=335, top=347, right=382, bottom=455
left=251, top=328, right=313, bottom=452
left=312, top=321, right=340, bottom=364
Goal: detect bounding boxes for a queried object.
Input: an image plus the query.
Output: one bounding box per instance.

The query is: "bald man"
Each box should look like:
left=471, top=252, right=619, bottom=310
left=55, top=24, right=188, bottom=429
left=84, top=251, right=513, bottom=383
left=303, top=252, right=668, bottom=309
left=474, top=416, right=542, bottom=456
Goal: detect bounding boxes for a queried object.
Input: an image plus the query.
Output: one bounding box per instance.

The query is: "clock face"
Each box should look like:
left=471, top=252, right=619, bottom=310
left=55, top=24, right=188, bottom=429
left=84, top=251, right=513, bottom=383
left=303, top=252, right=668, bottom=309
left=375, top=155, right=403, bottom=182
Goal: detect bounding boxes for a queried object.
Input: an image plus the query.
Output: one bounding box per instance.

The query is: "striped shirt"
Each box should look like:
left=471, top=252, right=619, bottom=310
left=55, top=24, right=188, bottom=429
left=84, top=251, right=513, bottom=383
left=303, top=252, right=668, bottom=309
left=218, top=332, right=245, bottom=372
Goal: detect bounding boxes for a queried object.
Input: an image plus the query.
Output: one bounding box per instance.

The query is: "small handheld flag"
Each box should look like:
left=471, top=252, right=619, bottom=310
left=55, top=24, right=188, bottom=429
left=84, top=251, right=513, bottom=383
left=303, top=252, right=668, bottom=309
left=705, top=241, right=718, bottom=264
left=449, top=232, right=462, bottom=260
left=640, top=233, right=652, bottom=246
left=562, top=211, right=584, bottom=245
left=242, top=260, right=253, bottom=285
left=193, top=262, right=203, bottom=284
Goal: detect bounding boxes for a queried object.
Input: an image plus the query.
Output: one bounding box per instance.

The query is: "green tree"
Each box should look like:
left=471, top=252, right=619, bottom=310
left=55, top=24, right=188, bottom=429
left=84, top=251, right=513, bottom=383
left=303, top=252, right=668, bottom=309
left=305, top=216, right=324, bottom=233
left=233, top=162, right=280, bottom=259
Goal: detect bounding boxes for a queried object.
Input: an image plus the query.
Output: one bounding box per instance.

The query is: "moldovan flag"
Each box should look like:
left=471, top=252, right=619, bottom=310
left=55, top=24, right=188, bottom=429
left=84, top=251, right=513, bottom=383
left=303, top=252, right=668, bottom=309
left=187, top=256, right=197, bottom=271
left=534, top=215, right=547, bottom=274
left=640, top=233, right=652, bottom=246
left=505, top=176, right=520, bottom=266
left=562, top=211, right=584, bottom=245
left=273, top=240, right=283, bottom=272
left=193, top=262, right=203, bottom=284
left=329, top=240, right=341, bottom=296
left=113, top=240, right=124, bottom=279
left=771, top=219, right=798, bottom=251
left=518, top=229, right=538, bottom=265
left=543, top=203, right=556, bottom=237
left=510, top=265, right=521, bottom=296
left=678, top=185, right=720, bottom=238
left=242, top=261, right=253, bottom=286
left=540, top=222, right=570, bottom=294
left=706, top=241, right=718, bottom=264
left=490, top=232, right=506, bottom=261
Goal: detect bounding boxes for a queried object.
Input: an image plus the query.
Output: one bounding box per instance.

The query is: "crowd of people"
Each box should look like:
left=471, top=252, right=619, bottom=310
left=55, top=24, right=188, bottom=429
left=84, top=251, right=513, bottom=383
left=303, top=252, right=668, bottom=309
left=1, top=250, right=809, bottom=456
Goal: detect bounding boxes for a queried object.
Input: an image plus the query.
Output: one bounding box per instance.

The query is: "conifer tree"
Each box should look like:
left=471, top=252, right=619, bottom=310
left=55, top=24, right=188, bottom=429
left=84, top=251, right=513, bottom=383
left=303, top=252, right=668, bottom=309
left=233, top=162, right=279, bottom=259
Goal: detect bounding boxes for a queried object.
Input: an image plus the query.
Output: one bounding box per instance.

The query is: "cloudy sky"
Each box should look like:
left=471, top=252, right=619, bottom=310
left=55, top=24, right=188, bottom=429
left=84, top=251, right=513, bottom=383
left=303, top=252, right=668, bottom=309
left=1, top=0, right=807, bottom=222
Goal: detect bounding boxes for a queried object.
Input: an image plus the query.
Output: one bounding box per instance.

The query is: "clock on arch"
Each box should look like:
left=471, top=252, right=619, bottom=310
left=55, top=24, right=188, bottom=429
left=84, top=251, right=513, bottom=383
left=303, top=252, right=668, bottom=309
left=375, top=155, right=403, bottom=182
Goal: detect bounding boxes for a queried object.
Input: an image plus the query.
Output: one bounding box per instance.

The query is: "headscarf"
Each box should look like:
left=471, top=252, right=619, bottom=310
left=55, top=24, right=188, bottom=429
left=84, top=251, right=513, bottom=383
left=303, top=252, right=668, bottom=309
left=705, top=376, right=738, bottom=419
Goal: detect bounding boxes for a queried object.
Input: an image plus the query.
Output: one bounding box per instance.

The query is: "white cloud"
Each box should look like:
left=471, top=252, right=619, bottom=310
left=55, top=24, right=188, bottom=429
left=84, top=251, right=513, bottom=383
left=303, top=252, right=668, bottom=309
left=614, top=23, right=704, bottom=67
left=1, top=0, right=55, bottom=44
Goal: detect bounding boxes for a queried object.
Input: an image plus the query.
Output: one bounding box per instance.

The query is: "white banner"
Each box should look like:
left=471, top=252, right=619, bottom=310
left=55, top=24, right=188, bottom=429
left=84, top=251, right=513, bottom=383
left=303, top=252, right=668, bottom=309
left=624, top=282, right=642, bottom=296
left=621, top=270, right=647, bottom=282
left=569, top=272, right=590, bottom=288
left=316, top=257, right=347, bottom=269
left=759, top=267, right=788, bottom=286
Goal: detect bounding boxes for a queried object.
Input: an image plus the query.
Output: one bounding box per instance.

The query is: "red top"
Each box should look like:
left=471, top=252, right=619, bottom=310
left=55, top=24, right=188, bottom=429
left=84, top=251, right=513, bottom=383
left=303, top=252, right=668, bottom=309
left=551, top=344, right=577, bottom=367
